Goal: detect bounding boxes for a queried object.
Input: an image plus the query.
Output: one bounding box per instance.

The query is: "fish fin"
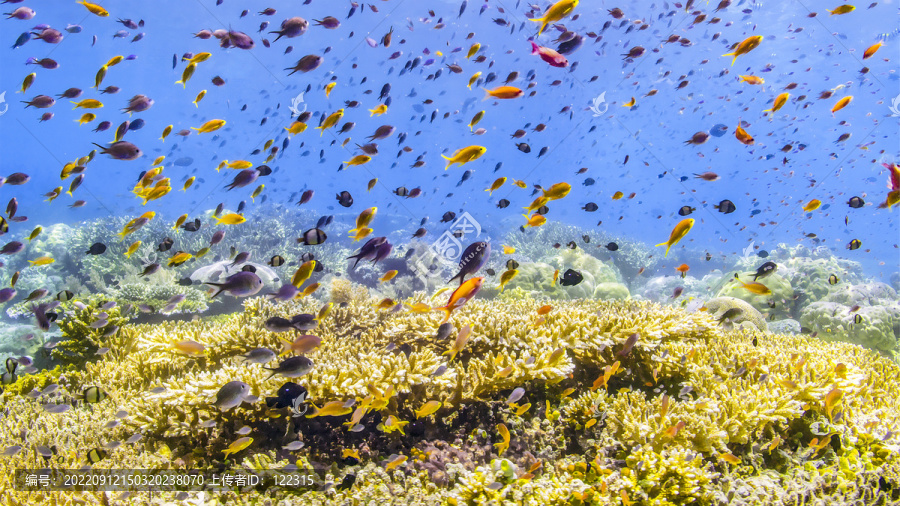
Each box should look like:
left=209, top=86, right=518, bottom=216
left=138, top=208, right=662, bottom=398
left=204, top=281, right=225, bottom=298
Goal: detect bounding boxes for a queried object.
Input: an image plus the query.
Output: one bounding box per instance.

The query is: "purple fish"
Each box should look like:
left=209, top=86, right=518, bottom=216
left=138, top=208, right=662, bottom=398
left=270, top=17, right=307, bottom=41
left=449, top=241, right=491, bottom=285
left=0, top=288, right=16, bottom=303
left=267, top=283, right=299, bottom=302
left=31, top=28, right=62, bottom=43
left=92, top=141, right=142, bottom=161
left=205, top=271, right=263, bottom=298
left=347, top=237, right=387, bottom=268
left=0, top=241, right=23, bottom=255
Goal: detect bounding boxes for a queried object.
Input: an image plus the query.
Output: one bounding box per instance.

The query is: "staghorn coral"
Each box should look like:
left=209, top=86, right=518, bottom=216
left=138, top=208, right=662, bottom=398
left=1, top=290, right=900, bottom=505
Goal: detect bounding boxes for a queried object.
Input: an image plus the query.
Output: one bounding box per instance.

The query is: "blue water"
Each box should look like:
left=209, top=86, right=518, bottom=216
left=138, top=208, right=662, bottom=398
left=0, top=0, right=897, bottom=282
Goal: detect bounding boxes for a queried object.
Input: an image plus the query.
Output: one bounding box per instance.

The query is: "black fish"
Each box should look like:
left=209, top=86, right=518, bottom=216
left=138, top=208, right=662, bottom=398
left=268, top=255, right=285, bottom=267
left=85, top=242, right=107, bottom=255
left=497, top=199, right=510, bottom=209
left=678, top=206, right=695, bottom=216
left=847, top=196, right=864, bottom=208
left=183, top=218, right=202, bottom=232
left=265, top=382, right=308, bottom=409
left=714, top=200, right=736, bottom=214
left=846, top=239, right=861, bottom=250
left=176, top=277, right=193, bottom=286
left=753, top=261, right=777, bottom=281
left=441, top=211, right=456, bottom=223
left=336, top=191, right=353, bottom=207
left=298, top=228, right=327, bottom=245
left=605, top=242, right=618, bottom=251
left=582, top=202, right=598, bottom=212
left=158, top=238, right=174, bottom=252
left=506, top=259, right=519, bottom=270
left=559, top=269, right=583, bottom=286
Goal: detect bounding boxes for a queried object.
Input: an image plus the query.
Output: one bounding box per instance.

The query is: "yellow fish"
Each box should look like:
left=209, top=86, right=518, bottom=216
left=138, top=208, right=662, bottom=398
left=415, top=401, right=442, bottom=419
left=187, top=52, right=212, bottom=64
left=214, top=213, right=246, bottom=225
left=734, top=274, right=771, bottom=295
left=343, top=155, right=371, bottom=167
left=622, top=96, right=636, bottom=107
left=105, top=55, right=124, bottom=67
left=27, top=226, right=42, bottom=242
left=466, top=43, right=481, bottom=59
left=193, top=90, right=207, bottom=107
left=802, top=199, right=821, bottom=212
left=494, top=423, right=510, bottom=455
left=285, top=121, right=307, bottom=136
left=324, top=81, right=336, bottom=97
left=468, top=110, right=485, bottom=130
left=306, top=400, right=353, bottom=418
left=176, top=63, right=196, bottom=88
left=379, top=270, right=398, bottom=283
left=485, top=177, right=506, bottom=195
left=722, top=35, right=763, bottom=66
left=299, top=282, right=319, bottom=298
left=94, top=65, right=107, bottom=89
left=522, top=213, right=546, bottom=228
left=827, top=4, right=855, bottom=15
left=77, top=0, right=109, bottom=17
left=384, top=454, right=407, bottom=471
left=499, top=269, right=518, bottom=291
left=251, top=184, right=264, bottom=201
left=542, top=182, right=571, bottom=201
left=368, top=104, right=388, bottom=116
left=173, top=214, right=188, bottom=229
left=349, top=207, right=377, bottom=234
left=467, top=71, right=482, bottom=89
left=442, top=145, right=487, bottom=169
left=502, top=245, right=515, bottom=254
left=316, top=109, right=344, bottom=136
left=380, top=415, right=409, bottom=435
left=291, top=260, right=316, bottom=288
left=167, top=251, right=193, bottom=267
left=182, top=177, right=195, bottom=191
left=72, top=99, right=103, bottom=109
left=405, top=301, right=432, bottom=313
left=19, top=73, right=36, bottom=94
left=28, top=256, right=55, bottom=267
left=75, top=112, right=97, bottom=125
left=764, top=92, right=789, bottom=113
left=222, top=437, right=252, bottom=458
left=655, top=218, right=694, bottom=257
left=191, top=119, right=226, bottom=134
left=124, top=241, right=141, bottom=258
left=528, top=0, right=579, bottom=35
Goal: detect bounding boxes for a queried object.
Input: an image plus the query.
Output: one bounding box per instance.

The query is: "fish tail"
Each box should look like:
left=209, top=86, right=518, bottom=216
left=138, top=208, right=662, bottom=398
left=278, top=337, right=293, bottom=355
left=479, top=87, right=492, bottom=102
left=205, top=281, right=225, bottom=298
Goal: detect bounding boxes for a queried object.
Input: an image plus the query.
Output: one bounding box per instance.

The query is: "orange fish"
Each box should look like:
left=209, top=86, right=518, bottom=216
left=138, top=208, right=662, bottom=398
left=735, top=122, right=754, bottom=145
left=831, top=96, right=852, bottom=115
left=863, top=41, right=883, bottom=60
left=481, top=86, right=523, bottom=100
left=675, top=264, right=689, bottom=278
left=433, top=277, right=484, bottom=323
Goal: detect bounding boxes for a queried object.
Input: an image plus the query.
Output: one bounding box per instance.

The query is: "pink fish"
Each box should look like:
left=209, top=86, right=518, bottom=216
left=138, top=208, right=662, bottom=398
left=530, top=41, right=568, bottom=68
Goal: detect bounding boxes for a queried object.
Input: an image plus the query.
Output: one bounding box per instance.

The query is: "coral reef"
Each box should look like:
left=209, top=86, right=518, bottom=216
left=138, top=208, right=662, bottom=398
left=800, top=282, right=900, bottom=356
left=1, top=287, right=899, bottom=504
left=704, top=296, right=769, bottom=332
